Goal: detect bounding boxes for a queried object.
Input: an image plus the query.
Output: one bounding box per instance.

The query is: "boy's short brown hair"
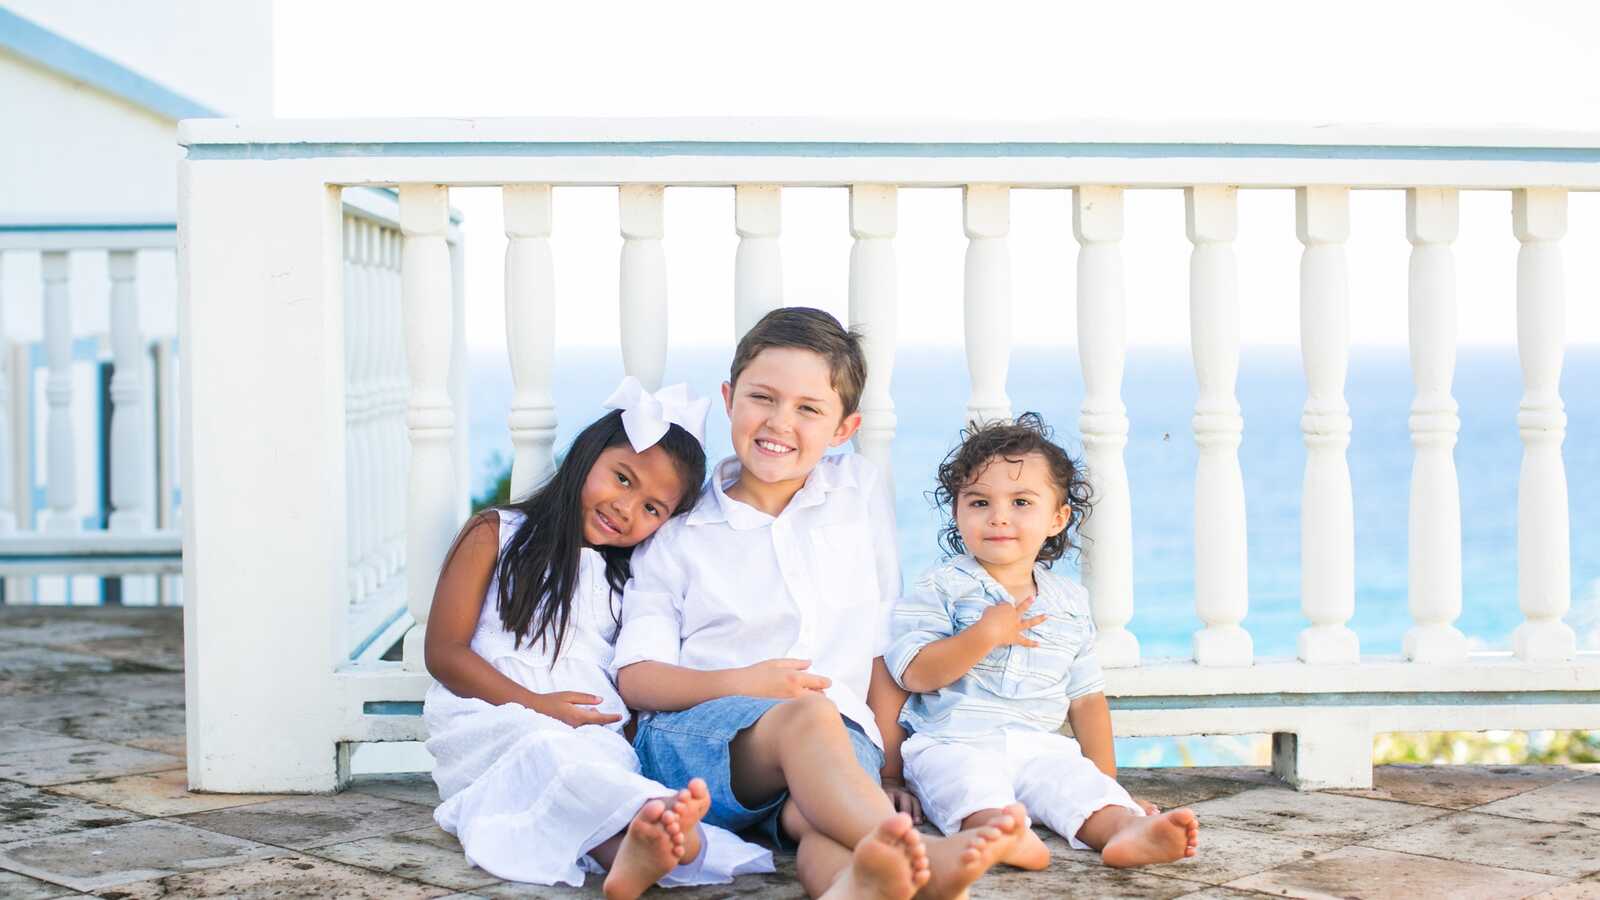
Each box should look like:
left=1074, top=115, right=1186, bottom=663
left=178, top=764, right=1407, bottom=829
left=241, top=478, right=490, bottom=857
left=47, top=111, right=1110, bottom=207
left=729, top=307, right=868, bottom=417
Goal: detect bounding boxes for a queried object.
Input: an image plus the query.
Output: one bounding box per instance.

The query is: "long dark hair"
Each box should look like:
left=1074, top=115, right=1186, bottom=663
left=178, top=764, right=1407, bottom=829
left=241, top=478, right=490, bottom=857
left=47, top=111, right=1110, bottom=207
left=487, top=410, right=705, bottom=660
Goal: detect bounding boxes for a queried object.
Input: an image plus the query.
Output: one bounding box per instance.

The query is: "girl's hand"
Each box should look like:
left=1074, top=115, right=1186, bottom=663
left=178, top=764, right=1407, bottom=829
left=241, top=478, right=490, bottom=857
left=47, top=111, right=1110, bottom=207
left=977, top=596, right=1048, bottom=649
left=531, top=691, right=623, bottom=728
left=741, top=658, right=832, bottom=699
left=881, top=776, right=923, bottom=824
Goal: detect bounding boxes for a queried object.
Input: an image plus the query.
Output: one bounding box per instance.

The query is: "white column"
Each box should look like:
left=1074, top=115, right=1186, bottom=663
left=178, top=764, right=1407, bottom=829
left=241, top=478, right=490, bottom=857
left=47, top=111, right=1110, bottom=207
left=382, top=227, right=406, bottom=576
left=0, top=253, right=12, bottom=533
left=504, top=184, right=558, bottom=500
left=620, top=185, right=668, bottom=390
left=1073, top=186, right=1138, bottom=668
left=963, top=185, right=1011, bottom=425
left=1512, top=188, right=1575, bottom=662
left=848, top=185, right=898, bottom=478
left=1295, top=187, right=1358, bottom=664
left=400, top=185, right=457, bottom=671
left=343, top=218, right=369, bottom=601
left=735, top=185, right=783, bottom=341
left=107, top=250, right=150, bottom=533
left=359, top=221, right=383, bottom=589
left=1186, top=186, right=1251, bottom=667
left=41, top=251, right=77, bottom=533
left=1404, top=188, right=1467, bottom=663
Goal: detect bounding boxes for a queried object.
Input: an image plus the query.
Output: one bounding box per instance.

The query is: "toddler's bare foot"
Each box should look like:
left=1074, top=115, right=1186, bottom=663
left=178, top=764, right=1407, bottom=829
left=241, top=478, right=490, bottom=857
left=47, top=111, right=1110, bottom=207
left=1101, top=808, right=1199, bottom=868
left=1005, top=825, right=1051, bottom=870
left=820, top=812, right=930, bottom=900
left=667, top=778, right=711, bottom=865
left=602, top=799, right=681, bottom=900
left=920, top=802, right=1025, bottom=900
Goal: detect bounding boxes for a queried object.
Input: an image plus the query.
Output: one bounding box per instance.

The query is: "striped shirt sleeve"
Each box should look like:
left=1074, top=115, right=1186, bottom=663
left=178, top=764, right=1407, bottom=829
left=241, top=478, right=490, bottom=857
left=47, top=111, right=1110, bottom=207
left=884, top=575, right=956, bottom=688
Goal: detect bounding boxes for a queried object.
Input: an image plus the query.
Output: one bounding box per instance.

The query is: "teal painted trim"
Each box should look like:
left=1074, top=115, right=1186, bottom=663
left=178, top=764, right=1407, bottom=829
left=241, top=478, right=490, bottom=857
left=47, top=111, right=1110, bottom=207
left=0, top=8, right=218, bottom=121
left=1110, top=690, right=1600, bottom=711
left=0, top=223, right=175, bottom=232
left=364, top=701, right=424, bottom=716
left=186, top=140, right=1600, bottom=165
left=348, top=606, right=408, bottom=661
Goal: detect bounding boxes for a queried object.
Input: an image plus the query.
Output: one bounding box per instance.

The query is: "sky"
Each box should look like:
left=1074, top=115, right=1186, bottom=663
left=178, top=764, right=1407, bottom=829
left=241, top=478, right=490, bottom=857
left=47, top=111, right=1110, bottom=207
left=272, top=0, right=1600, bottom=351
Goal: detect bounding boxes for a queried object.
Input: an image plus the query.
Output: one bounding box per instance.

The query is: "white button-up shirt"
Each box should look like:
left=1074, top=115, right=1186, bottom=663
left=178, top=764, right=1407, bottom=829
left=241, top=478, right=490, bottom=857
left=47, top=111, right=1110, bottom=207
left=612, top=452, right=902, bottom=748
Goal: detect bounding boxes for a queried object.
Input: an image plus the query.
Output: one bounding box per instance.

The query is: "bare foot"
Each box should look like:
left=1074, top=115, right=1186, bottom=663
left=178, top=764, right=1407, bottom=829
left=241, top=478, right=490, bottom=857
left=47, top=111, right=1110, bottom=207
left=1101, top=808, right=1199, bottom=868
left=602, top=799, right=681, bottom=900
left=1004, top=826, right=1051, bottom=871
left=666, top=778, right=712, bottom=865
left=920, top=802, right=1025, bottom=900
left=820, top=813, right=931, bottom=900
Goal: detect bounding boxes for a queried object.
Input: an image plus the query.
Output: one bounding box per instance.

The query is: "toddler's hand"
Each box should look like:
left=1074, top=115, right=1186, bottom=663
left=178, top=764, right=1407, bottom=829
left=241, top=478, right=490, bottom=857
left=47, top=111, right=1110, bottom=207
left=742, top=658, right=832, bottom=699
left=532, top=691, right=624, bottom=728
left=977, top=596, right=1048, bottom=649
left=881, top=776, right=923, bottom=824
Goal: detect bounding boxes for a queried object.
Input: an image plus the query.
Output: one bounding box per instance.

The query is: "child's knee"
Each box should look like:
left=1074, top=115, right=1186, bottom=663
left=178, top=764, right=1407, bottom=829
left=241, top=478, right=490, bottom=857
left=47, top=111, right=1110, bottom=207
left=775, top=692, right=842, bottom=730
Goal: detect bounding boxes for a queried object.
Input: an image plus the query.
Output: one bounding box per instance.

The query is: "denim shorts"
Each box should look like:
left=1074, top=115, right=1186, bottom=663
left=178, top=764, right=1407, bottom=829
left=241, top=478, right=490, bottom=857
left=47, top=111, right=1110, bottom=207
left=633, top=695, right=885, bottom=845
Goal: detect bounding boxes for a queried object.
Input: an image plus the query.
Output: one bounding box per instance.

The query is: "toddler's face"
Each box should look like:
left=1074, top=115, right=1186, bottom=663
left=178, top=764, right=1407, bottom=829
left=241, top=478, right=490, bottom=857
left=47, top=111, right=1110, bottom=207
left=954, top=451, right=1070, bottom=571
left=580, top=444, right=686, bottom=548
left=722, top=346, right=860, bottom=488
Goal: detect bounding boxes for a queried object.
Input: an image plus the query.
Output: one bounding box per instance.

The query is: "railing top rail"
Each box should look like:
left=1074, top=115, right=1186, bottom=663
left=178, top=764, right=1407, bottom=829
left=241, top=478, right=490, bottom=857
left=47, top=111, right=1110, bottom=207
left=0, top=221, right=177, bottom=252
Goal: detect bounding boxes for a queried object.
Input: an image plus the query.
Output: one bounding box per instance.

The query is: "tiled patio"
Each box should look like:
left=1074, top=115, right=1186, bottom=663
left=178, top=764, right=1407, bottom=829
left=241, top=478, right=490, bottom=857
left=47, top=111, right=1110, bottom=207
left=1, top=606, right=1596, bottom=899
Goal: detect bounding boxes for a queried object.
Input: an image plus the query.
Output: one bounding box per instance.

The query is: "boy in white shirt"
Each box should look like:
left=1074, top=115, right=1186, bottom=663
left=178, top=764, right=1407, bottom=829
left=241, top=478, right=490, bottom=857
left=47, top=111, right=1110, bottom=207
left=615, top=308, right=1023, bottom=900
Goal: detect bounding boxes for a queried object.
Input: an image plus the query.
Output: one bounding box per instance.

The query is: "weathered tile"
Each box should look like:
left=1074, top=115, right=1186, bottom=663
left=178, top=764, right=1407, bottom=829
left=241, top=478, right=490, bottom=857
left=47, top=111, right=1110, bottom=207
left=1529, top=874, right=1600, bottom=898
left=1473, top=775, right=1600, bottom=830
left=0, top=739, right=183, bottom=786
left=1362, top=811, right=1600, bottom=878
left=0, top=646, right=121, bottom=677
left=1192, top=767, right=1289, bottom=789
left=0, top=818, right=281, bottom=892
left=1144, top=823, right=1342, bottom=886
left=0, top=780, right=142, bottom=844
left=0, top=692, right=140, bottom=725
left=1185, top=786, right=1445, bottom=842
left=86, top=854, right=453, bottom=899
left=54, top=671, right=185, bottom=708
left=1226, top=844, right=1565, bottom=899
left=46, top=768, right=285, bottom=818
left=1117, top=769, right=1255, bottom=811
left=1171, top=889, right=1284, bottom=900
left=0, top=869, right=77, bottom=900
left=348, top=772, right=440, bottom=807
left=309, top=825, right=498, bottom=890
left=989, top=846, right=1204, bottom=900
left=0, top=726, right=85, bottom=755
left=1329, top=764, right=1582, bottom=810
left=54, top=632, right=183, bottom=673
left=173, top=793, right=438, bottom=850
left=25, top=703, right=186, bottom=750
left=0, top=622, right=147, bottom=647
left=123, top=734, right=185, bottom=758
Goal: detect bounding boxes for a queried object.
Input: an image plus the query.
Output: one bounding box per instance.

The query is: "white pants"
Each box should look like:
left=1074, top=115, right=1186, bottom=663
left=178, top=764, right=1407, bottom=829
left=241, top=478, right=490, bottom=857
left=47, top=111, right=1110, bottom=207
left=902, top=729, right=1143, bottom=850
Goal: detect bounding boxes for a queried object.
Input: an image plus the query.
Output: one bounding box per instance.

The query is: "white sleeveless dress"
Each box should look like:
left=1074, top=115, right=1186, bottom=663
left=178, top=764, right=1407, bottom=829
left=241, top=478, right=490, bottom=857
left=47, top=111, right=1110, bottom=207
left=423, top=510, right=773, bottom=887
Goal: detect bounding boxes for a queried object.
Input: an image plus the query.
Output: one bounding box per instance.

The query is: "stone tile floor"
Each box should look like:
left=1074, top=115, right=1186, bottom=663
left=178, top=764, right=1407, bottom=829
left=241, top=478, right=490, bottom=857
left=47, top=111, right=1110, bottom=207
left=2, top=606, right=1597, bottom=899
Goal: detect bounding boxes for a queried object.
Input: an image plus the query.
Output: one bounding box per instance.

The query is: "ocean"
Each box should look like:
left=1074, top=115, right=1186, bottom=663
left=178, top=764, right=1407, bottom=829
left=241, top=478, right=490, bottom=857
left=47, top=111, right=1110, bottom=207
left=462, top=344, right=1600, bottom=766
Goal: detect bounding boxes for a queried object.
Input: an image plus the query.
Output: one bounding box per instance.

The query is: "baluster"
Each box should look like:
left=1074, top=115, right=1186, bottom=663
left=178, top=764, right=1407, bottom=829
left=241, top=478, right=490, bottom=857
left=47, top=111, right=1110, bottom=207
left=963, top=185, right=1011, bottom=425
left=0, top=253, right=12, bottom=533
left=41, top=251, right=77, bottom=533
left=107, top=250, right=150, bottom=533
left=1073, top=186, right=1138, bottom=668
left=735, top=185, right=783, bottom=340
left=848, top=185, right=899, bottom=478
left=342, top=218, right=364, bottom=601
left=1404, top=189, right=1467, bottom=662
left=504, top=185, right=558, bottom=499
left=1512, top=188, right=1575, bottom=662
left=360, top=221, right=384, bottom=589
left=400, top=185, right=456, bottom=670
left=620, top=185, right=668, bottom=390
left=1296, top=187, right=1358, bottom=664
left=1186, top=186, right=1251, bottom=667
left=387, top=228, right=407, bottom=574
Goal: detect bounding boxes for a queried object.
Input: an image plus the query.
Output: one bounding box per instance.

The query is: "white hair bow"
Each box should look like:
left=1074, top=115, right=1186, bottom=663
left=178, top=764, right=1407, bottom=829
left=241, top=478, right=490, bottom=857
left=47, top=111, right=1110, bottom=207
left=604, top=376, right=711, bottom=453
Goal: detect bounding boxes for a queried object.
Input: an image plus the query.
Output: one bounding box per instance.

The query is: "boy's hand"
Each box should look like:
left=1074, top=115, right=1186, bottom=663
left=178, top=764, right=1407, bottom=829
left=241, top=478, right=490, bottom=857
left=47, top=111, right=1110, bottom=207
left=741, top=659, right=832, bottom=699
left=976, top=596, right=1048, bottom=649
left=530, top=691, right=623, bottom=728
left=881, top=775, right=923, bottom=823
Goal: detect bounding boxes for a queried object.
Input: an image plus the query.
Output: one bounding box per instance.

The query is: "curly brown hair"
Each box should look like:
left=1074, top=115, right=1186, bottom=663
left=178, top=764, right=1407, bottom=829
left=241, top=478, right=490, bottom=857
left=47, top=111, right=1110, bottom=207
left=931, top=413, right=1094, bottom=567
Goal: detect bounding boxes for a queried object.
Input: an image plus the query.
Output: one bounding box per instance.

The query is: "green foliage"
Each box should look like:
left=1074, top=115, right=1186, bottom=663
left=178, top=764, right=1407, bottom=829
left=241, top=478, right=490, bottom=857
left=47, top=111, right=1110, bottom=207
left=1375, top=730, right=1600, bottom=765
left=473, top=453, right=511, bottom=512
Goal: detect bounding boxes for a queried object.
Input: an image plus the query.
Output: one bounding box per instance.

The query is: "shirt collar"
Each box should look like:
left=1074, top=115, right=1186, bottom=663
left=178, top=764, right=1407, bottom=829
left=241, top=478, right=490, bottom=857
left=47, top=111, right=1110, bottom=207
left=949, top=553, right=1052, bottom=603
left=686, top=454, right=859, bottom=531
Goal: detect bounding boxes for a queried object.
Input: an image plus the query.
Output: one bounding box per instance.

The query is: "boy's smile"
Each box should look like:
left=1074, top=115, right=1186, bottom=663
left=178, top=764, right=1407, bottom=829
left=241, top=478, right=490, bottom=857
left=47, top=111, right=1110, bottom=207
left=722, top=346, right=860, bottom=514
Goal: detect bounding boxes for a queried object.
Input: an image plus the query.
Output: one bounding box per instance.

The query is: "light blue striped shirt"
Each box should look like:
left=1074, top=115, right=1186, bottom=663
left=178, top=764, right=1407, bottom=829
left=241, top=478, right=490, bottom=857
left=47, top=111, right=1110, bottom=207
left=886, top=555, right=1105, bottom=741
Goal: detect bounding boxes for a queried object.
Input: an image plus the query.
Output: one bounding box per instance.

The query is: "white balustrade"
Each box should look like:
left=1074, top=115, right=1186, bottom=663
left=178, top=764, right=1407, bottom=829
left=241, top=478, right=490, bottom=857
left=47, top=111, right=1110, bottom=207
left=1295, top=187, right=1358, bottom=665
left=107, top=250, right=150, bottom=534
left=504, top=185, right=558, bottom=499
left=848, top=185, right=898, bottom=477
left=1073, top=186, right=1138, bottom=668
left=620, top=185, right=668, bottom=390
left=41, top=251, right=77, bottom=534
left=963, top=185, right=1012, bottom=426
left=735, top=185, right=783, bottom=341
left=1512, top=188, right=1576, bottom=662
left=400, top=185, right=457, bottom=671
left=1186, top=186, right=1252, bottom=667
left=384, top=227, right=407, bottom=576
left=342, top=218, right=363, bottom=602
left=359, top=221, right=384, bottom=591
left=1404, top=188, right=1467, bottom=663
left=0, top=253, right=12, bottom=534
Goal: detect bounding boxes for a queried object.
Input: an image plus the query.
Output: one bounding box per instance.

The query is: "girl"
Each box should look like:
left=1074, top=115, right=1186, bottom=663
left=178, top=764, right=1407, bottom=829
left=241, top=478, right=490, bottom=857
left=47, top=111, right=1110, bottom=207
left=422, top=378, right=773, bottom=898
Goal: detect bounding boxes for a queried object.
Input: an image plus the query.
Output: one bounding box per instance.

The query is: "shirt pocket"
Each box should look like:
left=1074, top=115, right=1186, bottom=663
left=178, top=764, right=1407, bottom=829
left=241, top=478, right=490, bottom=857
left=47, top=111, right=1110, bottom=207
left=1014, top=609, right=1092, bottom=692
left=951, top=599, right=1012, bottom=693
left=809, top=521, right=879, bottom=610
